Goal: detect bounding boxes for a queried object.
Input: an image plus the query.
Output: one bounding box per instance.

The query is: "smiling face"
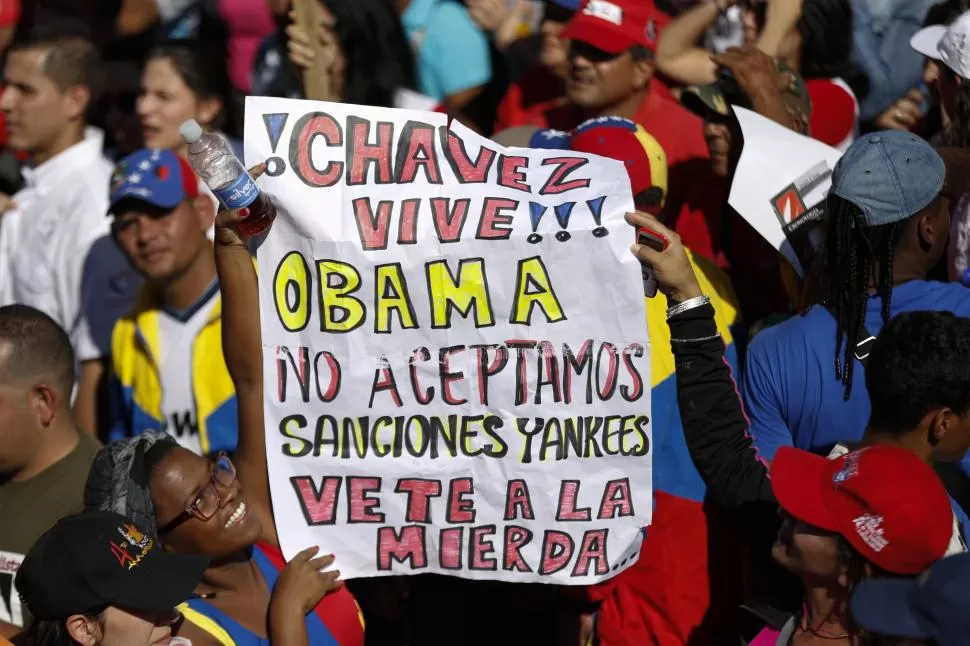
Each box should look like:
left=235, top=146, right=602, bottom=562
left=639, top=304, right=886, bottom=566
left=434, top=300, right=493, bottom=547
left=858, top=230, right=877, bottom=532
left=150, top=448, right=262, bottom=559
left=566, top=41, right=653, bottom=114
left=111, top=198, right=212, bottom=285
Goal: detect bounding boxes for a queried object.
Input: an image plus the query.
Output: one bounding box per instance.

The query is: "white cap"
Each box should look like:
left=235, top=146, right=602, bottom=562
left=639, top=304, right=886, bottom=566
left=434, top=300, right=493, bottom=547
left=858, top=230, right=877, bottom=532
left=179, top=119, right=204, bottom=144
left=911, top=10, right=970, bottom=79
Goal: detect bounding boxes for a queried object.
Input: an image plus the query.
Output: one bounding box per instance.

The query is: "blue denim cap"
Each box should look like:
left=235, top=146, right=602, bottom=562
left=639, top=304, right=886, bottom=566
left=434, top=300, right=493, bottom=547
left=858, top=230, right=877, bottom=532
left=831, top=131, right=945, bottom=227
left=851, top=551, right=970, bottom=644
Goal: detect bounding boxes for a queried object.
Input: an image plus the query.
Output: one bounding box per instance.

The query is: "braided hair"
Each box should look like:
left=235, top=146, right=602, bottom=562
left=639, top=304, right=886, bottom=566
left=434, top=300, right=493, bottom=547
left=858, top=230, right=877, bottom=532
left=825, top=194, right=906, bottom=400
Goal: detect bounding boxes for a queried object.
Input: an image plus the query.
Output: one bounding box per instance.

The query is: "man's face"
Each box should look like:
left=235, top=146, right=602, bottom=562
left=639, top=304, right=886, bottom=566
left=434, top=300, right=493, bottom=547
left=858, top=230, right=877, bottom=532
left=932, top=409, right=970, bottom=462
left=703, top=118, right=733, bottom=178
left=0, top=48, right=76, bottom=155
left=0, top=348, right=44, bottom=476
left=112, top=200, right=209, bottom=284
left=566, top=42, right=649, bottom=112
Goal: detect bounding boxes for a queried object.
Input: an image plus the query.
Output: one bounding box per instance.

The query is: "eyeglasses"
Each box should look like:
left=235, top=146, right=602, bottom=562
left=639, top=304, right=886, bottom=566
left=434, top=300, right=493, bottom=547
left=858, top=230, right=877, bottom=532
left=158, top=454, right=236, bottom=535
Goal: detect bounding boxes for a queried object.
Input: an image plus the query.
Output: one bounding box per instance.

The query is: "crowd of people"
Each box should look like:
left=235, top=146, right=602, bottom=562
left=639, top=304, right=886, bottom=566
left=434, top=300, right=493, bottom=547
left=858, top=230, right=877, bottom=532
left=3, top=0, right=970, bottom=644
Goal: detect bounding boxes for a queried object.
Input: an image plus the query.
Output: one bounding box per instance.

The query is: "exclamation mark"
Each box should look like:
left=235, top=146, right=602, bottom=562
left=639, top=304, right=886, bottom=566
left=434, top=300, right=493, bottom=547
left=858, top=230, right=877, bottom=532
left=587, top=196, right=608, bottom=238
left=261, top=113, right=289, bottom=176
left=554, top=202, right=575, bottom=242
left=528, top=202, right=547, bottom=244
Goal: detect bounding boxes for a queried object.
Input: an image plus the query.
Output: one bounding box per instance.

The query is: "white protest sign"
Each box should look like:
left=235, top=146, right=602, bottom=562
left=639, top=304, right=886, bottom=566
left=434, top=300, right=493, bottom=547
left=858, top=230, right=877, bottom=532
left=728, top=106, right=843, bottom=276
left=244, top=97, right=652, bottom=584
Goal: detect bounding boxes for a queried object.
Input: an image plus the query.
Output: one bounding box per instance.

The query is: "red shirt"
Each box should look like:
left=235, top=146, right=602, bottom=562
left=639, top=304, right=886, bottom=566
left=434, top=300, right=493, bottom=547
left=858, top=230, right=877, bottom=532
left=631, top=86, right=727, bottom=262
left=496, top=75, right=725, bottom=262
left=494, top=65, right=577, bottom=133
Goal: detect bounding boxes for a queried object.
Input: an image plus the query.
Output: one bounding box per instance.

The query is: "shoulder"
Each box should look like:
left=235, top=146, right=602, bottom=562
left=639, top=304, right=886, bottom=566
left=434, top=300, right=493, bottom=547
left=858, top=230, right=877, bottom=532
left=425, top=0, right=480, bottom=36
left=748, top=307, right=827, bottom=360
left=174, top=609, right=228, bottom=646
left=638, top=92, right=707, bottom=160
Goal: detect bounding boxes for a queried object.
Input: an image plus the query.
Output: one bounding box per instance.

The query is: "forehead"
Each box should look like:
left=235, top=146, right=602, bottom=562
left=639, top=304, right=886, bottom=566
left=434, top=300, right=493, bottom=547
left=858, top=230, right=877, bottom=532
left=142, top=57, right=187, bottom=89
left=114, top=200, right=189, bottom=222
left=150, top=448, right=210, bottom=509
left=4, top=48, right=57, bottom=87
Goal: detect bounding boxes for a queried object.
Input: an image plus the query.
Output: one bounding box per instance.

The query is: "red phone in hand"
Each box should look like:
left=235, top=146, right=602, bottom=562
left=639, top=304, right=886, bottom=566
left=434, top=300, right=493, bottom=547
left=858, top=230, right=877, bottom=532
left=636, top=227, right=668, bottom=298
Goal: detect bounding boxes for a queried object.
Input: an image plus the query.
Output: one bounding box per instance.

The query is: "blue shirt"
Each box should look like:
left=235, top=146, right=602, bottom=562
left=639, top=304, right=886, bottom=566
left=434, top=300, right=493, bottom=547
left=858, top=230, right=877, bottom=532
left=401, top=0, right=491, bottom=101
left=743, top=281, right=970, bottom=469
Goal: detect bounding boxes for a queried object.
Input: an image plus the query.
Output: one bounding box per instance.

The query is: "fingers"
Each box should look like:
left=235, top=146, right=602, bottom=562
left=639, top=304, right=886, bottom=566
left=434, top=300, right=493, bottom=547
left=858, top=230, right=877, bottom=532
left=905, top=88, right=926, bottom=103
left=318, top=568, right=343, bottom=589
left=630, top=240, right=666, bottom=268
left=710, top=52, right=735, bottom=69
left=625, top=211, right=676, bottom=239
left=307, top=554, right=336, bottom=570
left=286, top=24, right=315, bottom=67
left=291, top=545, right=321, bottom=564
left=248, top=163, right=267, bottom=180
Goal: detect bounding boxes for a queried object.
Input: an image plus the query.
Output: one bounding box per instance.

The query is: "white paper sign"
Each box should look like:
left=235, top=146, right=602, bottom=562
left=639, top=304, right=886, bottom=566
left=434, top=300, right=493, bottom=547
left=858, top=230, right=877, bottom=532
left=729, top=106, right=843, bottom=276
left=245, top=97, right=651, bottom=584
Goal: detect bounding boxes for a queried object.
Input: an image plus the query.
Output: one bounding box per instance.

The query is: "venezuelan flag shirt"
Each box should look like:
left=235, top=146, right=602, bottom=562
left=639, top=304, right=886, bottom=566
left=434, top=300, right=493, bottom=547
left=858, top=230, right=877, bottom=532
left=180, top=542, right=364, bottom=645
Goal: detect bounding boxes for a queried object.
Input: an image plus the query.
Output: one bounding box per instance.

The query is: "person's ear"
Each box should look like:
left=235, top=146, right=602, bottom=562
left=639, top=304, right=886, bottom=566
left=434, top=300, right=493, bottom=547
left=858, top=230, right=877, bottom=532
left=917, top=201, right=945, bottom=249
left=193, top=195, right=216, bottom=232
left=632, top=56, right=655, bottom=92
left=196, top=97, right=223, bottom=130
left=63, top=85, right=92, bottom=121
left=30, top=383, right=59, bottom=427
left=928, top=408, right=953, bottom=447
left=65, top=614, right=101, bottom=646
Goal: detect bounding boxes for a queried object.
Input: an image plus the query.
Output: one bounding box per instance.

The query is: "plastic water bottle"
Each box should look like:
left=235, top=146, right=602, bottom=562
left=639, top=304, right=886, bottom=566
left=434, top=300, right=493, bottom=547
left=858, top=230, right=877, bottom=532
left=179, top=119, right=276, bottom=236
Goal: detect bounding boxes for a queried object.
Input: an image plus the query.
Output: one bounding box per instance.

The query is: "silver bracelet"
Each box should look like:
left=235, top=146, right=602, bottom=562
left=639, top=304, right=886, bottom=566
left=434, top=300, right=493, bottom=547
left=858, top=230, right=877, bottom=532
left=666, top=295, right=711, bottom=320
left=671, top=333, right=722, bottom=344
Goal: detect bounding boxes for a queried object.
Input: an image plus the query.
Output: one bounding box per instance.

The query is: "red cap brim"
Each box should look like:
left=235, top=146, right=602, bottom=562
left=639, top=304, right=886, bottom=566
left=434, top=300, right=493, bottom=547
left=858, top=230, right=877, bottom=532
left=561, top=20, right=638, bottom=55
left=770, top=447, right=840, bottom=532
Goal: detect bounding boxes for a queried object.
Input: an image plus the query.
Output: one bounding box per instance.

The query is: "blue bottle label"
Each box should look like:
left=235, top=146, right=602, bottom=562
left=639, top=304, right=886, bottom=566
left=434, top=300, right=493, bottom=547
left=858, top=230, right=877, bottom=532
left=213, top=173, right=260, bottom=210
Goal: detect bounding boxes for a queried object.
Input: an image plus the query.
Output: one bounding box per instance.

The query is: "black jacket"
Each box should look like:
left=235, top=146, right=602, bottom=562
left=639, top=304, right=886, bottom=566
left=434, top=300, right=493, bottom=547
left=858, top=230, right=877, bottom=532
left=668, top=303, right=801, bottom=626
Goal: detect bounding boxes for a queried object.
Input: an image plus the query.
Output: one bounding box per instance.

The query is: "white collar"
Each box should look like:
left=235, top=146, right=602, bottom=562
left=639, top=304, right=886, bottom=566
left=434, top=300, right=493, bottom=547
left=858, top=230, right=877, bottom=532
left=21, top=127, right=106, bottom=191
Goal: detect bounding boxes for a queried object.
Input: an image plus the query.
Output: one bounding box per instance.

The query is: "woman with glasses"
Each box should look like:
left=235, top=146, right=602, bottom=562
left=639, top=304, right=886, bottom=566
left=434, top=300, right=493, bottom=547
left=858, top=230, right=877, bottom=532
left=84, top=171, right=364, bottom=645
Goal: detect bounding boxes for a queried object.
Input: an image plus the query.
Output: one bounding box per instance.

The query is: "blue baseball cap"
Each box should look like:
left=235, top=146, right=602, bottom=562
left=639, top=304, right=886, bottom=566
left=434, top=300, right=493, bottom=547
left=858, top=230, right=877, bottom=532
left=548, top=0, right=579, bottom=10
left=830, top=131, right=945, bottom=228
left=528, top=128, right=572, bottom=149
left=851, top=552, right=970, bottom=645
left=108, top=148, right=199, bottom=216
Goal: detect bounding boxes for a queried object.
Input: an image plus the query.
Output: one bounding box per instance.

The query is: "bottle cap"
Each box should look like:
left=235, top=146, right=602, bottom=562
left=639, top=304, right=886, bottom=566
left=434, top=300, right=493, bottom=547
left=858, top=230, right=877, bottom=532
left=179, top=120, right=204, bottom=144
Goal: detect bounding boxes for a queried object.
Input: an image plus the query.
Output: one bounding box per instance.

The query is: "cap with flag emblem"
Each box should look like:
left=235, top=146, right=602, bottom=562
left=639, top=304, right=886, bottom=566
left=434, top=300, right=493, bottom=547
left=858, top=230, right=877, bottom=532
left=108, top=148, right=200, bottom=216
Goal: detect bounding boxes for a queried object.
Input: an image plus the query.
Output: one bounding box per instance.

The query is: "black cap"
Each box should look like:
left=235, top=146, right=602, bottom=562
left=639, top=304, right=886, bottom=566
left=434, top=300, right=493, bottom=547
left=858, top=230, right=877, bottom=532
left=15, top=512, right=209, bottom=620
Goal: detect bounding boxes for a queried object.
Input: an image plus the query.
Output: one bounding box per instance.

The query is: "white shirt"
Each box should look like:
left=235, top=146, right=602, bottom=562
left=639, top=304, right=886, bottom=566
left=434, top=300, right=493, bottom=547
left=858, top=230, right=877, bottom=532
left=0, top=128, right=113, bottom=357
left=157, top=283, right=219, bottom=455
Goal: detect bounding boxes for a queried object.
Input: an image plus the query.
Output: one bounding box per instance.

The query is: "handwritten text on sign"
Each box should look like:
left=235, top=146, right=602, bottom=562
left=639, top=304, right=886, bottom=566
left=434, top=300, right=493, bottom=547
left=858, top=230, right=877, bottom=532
left=246, top=97, right=652, bottom=584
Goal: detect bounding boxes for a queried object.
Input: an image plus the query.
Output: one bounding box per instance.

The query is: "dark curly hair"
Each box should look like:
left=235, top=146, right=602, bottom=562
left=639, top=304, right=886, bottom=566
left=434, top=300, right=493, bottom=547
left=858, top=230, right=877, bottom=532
left=866, top=310, right=970, bottom=434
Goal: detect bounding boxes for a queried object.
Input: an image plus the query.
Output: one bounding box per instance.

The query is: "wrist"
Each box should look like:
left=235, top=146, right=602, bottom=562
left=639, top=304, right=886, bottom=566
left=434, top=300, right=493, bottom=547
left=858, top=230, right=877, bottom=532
left=667, top=283, right=704, bottom=304
left=270, top=595, right=306, bottom=620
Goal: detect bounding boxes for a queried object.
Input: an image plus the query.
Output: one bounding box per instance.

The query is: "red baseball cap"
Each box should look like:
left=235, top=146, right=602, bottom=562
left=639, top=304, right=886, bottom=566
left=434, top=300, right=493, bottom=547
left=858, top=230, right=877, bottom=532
left=562, top=0, right=666, bottom=55
left=771, top=445, right=952, bottom=575
left=569, top=116, right=668, bottom=214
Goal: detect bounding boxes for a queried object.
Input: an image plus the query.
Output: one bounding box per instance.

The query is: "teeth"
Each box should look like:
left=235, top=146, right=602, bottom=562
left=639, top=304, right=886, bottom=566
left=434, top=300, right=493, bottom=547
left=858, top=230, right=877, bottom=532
left=224, top=502, right=246, bottom=529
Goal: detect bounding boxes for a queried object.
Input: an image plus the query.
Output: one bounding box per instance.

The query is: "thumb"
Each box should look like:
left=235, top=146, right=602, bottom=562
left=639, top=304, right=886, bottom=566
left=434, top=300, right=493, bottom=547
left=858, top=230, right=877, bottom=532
left=630, top=241, right=665, bottom=268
